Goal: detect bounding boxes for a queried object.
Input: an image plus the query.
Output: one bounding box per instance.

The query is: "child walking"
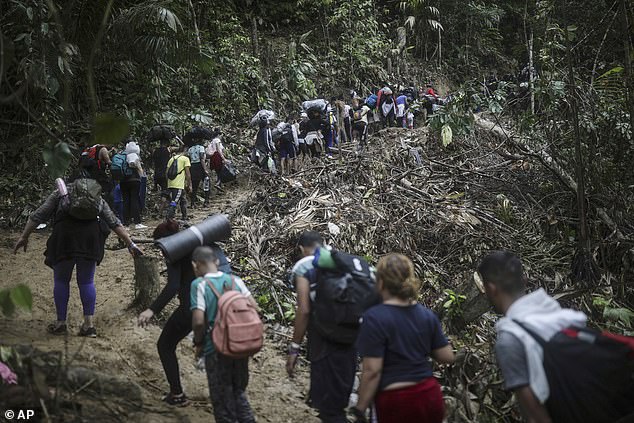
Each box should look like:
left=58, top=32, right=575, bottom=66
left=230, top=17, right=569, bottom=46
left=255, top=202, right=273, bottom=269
left=190, top=246, right=256, bottom=423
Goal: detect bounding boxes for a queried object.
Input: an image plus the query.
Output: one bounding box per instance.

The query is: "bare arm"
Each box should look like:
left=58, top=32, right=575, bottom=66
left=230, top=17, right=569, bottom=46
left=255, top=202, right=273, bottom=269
left=13, top=219, right=38, bottom=253
left=286, top=276, right=311, bottom=376
left=355, top=357, right=384, bottom=412
left=192, top=309, right=206, bottom=357
left=431, top=344, right=456, bottom=365
left=291, top=276, right=311, bottom=344
left=516, top=386, right=552, bottom=423
left=185, top=166, right=192, bottom=190
left=99, top=147, right=111, bottom=165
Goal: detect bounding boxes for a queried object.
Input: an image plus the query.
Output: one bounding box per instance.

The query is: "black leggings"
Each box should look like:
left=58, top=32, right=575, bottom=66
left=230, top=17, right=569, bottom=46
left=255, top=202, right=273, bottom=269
left=120, top=179, right=141, bottom=225
left=190, top=163, right=205, bottom=205
left=157, top=305, right=191, bottom=395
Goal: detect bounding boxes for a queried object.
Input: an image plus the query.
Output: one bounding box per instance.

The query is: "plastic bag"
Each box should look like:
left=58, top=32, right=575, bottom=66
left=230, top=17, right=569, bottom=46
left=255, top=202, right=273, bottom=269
left=302, top=99, right=327, bottom=113
left=250, top=110, right=276, bottom=127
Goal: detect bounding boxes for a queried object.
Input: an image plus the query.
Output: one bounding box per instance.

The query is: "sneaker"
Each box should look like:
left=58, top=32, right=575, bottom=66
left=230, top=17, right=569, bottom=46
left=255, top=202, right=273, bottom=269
left=162, top=392, right=190, bottom=407
left=78, top=326, right=97, bottom=338
left=134, top=224, right=148, bottom=230
left=47, top=323, right=67, bottom=335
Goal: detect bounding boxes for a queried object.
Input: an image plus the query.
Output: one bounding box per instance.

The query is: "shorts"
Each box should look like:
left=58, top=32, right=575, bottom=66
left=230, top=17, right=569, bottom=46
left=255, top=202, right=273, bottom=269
left=279, top=141, right=297, bottom=159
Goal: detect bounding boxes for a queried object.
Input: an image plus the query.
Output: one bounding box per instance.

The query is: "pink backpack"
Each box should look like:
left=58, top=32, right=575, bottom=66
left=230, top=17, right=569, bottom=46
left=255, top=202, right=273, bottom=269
left=207, top=276, right=264, bottom=358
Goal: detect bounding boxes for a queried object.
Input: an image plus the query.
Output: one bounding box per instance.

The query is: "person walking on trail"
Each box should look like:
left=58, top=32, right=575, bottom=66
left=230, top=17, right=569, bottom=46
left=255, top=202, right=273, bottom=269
left=190, top=246, right=257, bottom=423
left=297, top=112, right=311, bottom=165
left=395, top=93, right=408, bottom=128
left=478, top=251, right=634, bottom=423
left=13, top=164, right=142, bottom=337
left=206, top=129, right=227, bottom=197
left=253, top=117, right=276, bottom=172
left=351, top=253, right=455, bottom=423
left=343, top=99, right=353, bottom=143
left=278, top=119, right=298, bottom=175
left=324, top=100, right=339, bottom=159
left=286, top=231, right=357, bottom=423
left=334, top=96, right=347, bottom=143
left=377, top=87, right=396, bottom=128
left=303, top=111, right=327, bottom=160
left=80, top=144, right=113, bottom=197
left=120, top=141, right=147, bottom=229
left=166, top=147, right=192, bottom=221
left=187, top=139, right=210, bottom=209
left=137, top=221, right=240, bottom=407
left=351, top=98, right=370, bottom=151
left=152, top=138, right=172, bottom=217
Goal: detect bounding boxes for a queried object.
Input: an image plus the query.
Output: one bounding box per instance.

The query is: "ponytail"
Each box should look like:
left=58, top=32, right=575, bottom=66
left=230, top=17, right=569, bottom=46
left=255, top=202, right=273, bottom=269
left=377, top=253, right=420, bottom=301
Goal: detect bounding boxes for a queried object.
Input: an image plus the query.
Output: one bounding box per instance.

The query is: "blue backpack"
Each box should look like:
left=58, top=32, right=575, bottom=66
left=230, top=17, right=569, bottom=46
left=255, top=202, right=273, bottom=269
left=111, top=152, right=132, bottom=180
left=366, top=94, right=378, bottom=109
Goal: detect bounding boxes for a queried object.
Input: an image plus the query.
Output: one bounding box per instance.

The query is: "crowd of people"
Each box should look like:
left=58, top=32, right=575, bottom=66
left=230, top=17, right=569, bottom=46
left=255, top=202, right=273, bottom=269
left=250, top=83, right=448, bottom=174
left=9, top=88, right=634, bottom=423
left=73, top=126, right=234, bottom=229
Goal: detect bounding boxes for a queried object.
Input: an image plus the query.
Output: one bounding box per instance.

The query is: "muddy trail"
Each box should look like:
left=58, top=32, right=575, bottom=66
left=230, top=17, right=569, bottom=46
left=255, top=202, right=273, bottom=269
left=0, top=170, right=319, bottom=422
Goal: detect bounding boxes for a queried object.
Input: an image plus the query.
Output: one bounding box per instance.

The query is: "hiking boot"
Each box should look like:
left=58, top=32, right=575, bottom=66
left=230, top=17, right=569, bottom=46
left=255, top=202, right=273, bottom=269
left=162, top=392, right=190, bottom=407
left=47, top=323, right=67, bottom=335
left=78, top=326, right=97, bottom=338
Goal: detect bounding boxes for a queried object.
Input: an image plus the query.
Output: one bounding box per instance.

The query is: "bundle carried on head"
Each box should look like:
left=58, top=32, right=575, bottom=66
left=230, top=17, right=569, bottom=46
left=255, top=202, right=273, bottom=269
left=302, top=99, right=327, bottom=115
left=183, top=126, right=214, bottom=146
left=250, top=110, right=276, bottom=127
left=147, top=124, right=176, bottom=142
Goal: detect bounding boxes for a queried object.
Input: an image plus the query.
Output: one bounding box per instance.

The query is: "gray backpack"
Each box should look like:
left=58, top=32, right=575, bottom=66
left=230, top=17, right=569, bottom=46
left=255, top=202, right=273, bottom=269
left=66, top=179, right=102, bottom=220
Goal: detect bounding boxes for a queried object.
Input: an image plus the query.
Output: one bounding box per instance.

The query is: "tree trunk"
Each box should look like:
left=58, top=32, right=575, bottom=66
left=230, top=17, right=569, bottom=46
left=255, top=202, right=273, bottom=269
left=250, top=14, right=259, bottom=57
left=437, top=27, right=442, bottom=69
left=132, top=255, right=161, bottom=309
left=187, top=0, right=202, bottom=52
left=621, top=0, right=634, bottom=132
left=528, top=29, right=535, bottom=115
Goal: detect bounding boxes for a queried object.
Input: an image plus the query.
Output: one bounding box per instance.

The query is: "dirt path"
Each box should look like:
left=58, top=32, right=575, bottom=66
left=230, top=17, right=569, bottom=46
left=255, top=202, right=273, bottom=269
left=0, top=176, right=319, bottom=422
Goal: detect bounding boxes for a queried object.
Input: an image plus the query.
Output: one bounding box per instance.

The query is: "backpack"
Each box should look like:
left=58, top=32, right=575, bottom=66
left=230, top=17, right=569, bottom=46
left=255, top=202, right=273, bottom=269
left=167, top=155, right=184, bottom=180
left=353, top=110, right=363, bottom=121
left=82, top=145, right=105, bottom=170
left=365, top=94, right=378, bottom=109
left=207, top=276, right=264, bottom=358
left=311, top=248, right=381, bottom=344
left=66, top=178, right=102, bottom=220
left=111, top=152, right=132, bottom=180
left=514, top=320, right=634, bottom=423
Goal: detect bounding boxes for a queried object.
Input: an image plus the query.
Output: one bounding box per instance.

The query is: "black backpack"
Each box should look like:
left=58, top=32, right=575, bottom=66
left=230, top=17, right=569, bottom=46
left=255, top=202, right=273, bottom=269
left=514, top=320, right=634, bottom=423
left=311, top=249, right=381, bottom=344
left=167, top=155, right=184, bottom=180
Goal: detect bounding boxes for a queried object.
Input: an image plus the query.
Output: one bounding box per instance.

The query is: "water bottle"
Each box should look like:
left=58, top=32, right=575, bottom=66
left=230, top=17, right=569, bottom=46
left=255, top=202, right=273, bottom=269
left=203, top=176, right=210, bottom=193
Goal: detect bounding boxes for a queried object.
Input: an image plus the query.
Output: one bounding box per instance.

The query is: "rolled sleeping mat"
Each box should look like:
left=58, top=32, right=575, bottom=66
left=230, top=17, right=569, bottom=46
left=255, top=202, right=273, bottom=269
left=155, top=214, right=232, bottom=264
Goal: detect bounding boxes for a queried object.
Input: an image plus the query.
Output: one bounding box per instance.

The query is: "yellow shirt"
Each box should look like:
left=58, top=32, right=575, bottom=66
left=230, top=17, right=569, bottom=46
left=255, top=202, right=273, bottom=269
left=166, top=155, right=191, bottom=189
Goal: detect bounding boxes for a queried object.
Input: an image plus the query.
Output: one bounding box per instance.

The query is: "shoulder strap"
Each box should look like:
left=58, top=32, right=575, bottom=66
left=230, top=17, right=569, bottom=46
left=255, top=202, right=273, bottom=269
left=205, top=277, right=222, bottom=299
left=512, top=319, right=547, bottom=347
left=230, top=274, right=237, bottom=291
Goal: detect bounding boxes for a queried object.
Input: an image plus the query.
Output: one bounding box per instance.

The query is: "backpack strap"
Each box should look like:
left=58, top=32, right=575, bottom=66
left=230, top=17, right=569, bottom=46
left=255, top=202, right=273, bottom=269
left=205, top=274, right=236, bottom=299
left=512, top=319, right=547, bottom=347
left=205, top=277, right=222, bottom=299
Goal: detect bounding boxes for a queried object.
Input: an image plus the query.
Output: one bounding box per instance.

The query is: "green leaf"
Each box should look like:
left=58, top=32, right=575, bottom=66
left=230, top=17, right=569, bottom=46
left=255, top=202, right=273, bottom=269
left=0, top=346, right=13, bottom=362
left=597, top=66, right=624, bottom=80
left=0, top=289, right=15, bottom=316
left=92, top=113, right=130, bottom=146
left=10, top=284, right=32, bottom=311
left=603, top=307, right=634, bottom=327
left=42, top=141, right=73, bottom=179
